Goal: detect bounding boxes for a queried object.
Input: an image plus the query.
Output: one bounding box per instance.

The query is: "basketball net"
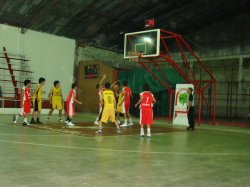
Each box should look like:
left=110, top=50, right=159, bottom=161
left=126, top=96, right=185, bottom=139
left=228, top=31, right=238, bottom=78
left=128, top=51, right=142, bottom=63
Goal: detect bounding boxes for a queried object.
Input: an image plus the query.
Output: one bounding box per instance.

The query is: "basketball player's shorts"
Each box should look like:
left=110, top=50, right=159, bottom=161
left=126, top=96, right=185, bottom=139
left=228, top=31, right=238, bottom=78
left=52, top=99, right=62, bottom=110
left=20, top=100, right=31, bottom=115
left=33, top=98, right=42, bottom=112
left=140, top=107, right=153, bottom=125
left=100, top=107, right=116, bottom=123
left=117, top=102, right=125, bottom=114
left=66, top=102, right=75, bottom=116
left=123, top=102, right=130, bottom=113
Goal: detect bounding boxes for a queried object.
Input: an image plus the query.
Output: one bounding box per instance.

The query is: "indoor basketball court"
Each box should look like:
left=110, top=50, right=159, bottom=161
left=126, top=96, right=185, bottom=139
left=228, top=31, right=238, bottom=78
left=0, top=1, right=250, bottom=186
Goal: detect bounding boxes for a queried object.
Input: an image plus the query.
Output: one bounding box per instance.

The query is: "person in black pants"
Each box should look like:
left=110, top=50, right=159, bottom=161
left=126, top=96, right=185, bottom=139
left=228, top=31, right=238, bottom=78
left=187, top=87, right=195, bottom=130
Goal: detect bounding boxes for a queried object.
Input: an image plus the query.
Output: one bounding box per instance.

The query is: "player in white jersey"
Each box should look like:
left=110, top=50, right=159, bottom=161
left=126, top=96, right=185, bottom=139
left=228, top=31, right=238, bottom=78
left=65, top=83, right=82, bottom=126
left=13, top=80, right=32, bottom=126
left=94, top=74, right=106, bottom=125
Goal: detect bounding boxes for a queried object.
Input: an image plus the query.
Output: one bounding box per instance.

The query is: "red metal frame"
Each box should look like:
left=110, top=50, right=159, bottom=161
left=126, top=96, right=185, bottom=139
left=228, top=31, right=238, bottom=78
left=2, top=47, right=19, bottom=98
left=134, top=29, right=216, bottom=125
left=1, top=47, right=32, bottom=99
left=0, top=67, right=33, bottom=73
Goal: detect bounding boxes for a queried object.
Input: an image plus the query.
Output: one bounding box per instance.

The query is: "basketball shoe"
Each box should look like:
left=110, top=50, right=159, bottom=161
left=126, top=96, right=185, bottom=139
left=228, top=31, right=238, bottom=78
left=120, top=123, right=128, bottom=127
left=67, top=121, right=75, bottom=126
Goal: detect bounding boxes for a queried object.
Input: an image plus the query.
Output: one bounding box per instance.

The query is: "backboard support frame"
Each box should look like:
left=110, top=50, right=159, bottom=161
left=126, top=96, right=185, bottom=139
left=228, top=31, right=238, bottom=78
left=124, top=29, right=217, bottom=126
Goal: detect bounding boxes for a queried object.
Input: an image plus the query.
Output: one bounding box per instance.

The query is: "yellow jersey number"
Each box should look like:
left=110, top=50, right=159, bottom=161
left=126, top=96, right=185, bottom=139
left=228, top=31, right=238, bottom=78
left=107, top=96, right=112, bottom=104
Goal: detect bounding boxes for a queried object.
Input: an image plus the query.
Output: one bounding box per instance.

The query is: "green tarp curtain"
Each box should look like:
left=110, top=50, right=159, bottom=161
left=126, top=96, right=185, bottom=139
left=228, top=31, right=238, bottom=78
left=118, top=67, right=184, bottom=116
left=118, top=67, right=184, bottom=94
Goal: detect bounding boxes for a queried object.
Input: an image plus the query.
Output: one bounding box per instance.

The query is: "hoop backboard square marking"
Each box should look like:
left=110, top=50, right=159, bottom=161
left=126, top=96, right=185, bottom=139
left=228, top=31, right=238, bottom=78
left=124, top=29, right=160, bottom=59
left=135, top=43, right=146, bottom=54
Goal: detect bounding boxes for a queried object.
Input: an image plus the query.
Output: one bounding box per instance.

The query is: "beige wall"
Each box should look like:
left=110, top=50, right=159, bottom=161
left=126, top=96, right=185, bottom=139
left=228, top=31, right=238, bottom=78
left=0, top=23, right=75, bottom=98
left=76, top=60, right=117, bottom=113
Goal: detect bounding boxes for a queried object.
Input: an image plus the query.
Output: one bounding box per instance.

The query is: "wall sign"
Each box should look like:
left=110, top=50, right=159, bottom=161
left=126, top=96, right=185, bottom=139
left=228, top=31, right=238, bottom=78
left=84, top=64, right=98, bottom=79
left=173, top=84, right=194, bottom=126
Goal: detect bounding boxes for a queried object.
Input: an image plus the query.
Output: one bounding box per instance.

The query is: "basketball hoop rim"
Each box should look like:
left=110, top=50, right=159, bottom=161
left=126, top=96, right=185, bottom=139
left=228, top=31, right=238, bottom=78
left=127, top=51, right=142, bottom=62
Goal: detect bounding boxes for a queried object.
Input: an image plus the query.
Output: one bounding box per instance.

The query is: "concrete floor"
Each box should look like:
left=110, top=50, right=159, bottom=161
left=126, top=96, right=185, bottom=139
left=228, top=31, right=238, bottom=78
left=0, top=113, right=250, bottom=187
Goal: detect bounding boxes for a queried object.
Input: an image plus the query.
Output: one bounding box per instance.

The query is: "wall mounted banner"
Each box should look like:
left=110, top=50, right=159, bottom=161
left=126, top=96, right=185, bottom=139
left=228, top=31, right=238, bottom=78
left=173, top=84, right=194, bottom=125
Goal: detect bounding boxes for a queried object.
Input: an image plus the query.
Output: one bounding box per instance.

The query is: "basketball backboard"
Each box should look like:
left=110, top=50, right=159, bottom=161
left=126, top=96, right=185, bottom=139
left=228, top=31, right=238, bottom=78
left=124, top=29, right=160, bottom=59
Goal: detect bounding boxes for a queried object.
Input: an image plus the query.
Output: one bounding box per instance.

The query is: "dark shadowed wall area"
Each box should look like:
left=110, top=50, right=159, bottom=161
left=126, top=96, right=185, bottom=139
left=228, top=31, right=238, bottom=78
left=76, top=60, right=117, bottom=113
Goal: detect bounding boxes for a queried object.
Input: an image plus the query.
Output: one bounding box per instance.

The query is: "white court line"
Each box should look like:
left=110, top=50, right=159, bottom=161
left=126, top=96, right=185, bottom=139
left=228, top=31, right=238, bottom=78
left=0, top=132, right=70, bottom=137
left=0, top=139, right=250, bottom=156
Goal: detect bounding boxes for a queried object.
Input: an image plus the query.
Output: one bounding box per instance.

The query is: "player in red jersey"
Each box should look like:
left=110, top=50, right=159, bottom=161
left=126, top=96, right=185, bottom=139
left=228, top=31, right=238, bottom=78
left=13, top=80, right=32, bottom=126
left=135, top=84, right=156, bottom=137
left=65, top=83, right=82, bottom=126
left=120, top=80, right=133, bottom=127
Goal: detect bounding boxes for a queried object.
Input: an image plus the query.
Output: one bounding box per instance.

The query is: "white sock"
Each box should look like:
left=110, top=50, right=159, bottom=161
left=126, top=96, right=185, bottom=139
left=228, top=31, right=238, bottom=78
left=129, top=118, right=133, bottom=123
left=124, top=119, right=127, bottom=124
left=24, top=118, right=27, bottom=123
left=141, top=128, right=144, bottom=133
left=147, top=127, right=151, bottom=134
left=95, top=117, right=99, bottom=121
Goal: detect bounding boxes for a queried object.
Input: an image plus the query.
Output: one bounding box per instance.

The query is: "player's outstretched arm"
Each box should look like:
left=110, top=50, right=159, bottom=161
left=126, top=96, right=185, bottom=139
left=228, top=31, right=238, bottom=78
left=73, top=92, right=82, bottom=104
left=135, top=95, right=143, bottom=108
left=111, top=80, right=119, bottom=89
left=99, top=74, right=106, bottom=86
left=75, top=99, right=82, bottom=104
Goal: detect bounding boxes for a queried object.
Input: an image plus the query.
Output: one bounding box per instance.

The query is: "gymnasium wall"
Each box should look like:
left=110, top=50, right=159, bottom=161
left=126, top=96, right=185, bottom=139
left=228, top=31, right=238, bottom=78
left=76, top=60, right=117, bottom=113
left=0, top=23, right=75, bottom=98
left=194, top=58, right=250, bottom=119
left=168, top=14, right=250, bottom=120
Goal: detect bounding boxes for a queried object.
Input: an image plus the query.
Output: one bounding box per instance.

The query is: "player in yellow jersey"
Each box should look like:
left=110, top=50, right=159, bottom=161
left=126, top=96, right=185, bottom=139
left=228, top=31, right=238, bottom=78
left=115, top=85, right=125, bottom=125
left=46, top=80, right=64, bottom=122
left=94, top=75, right=119, bottom=125
left=30, top=77, right=46, bottom=124
left=96, top=82, right=121, bottom=134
